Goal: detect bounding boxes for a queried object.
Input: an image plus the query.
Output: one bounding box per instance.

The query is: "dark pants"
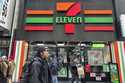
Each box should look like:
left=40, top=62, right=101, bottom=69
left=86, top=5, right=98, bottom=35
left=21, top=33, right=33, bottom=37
left=71, top=75, right=79, bottom=83
left=0, top=77, right=7, bottom=83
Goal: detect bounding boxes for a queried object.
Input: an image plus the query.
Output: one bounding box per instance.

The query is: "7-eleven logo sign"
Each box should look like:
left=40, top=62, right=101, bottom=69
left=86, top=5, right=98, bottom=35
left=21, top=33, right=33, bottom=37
left=25, top=2, right=82, bottom=34
left=25, top=1, right=114, bottom=33
left=56, top=2, right=81, bottom=34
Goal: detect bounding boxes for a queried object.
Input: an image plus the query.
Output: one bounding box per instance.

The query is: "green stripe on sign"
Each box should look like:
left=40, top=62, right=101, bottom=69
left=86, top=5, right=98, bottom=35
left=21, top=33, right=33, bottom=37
left=84, top=17, right=113, bottom=23
left=26, top=17, right=53, bottom=23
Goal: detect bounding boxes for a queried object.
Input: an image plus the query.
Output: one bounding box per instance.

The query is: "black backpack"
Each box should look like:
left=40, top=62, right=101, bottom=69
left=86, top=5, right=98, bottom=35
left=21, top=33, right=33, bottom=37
left=20, top=58, right=34, bottom=83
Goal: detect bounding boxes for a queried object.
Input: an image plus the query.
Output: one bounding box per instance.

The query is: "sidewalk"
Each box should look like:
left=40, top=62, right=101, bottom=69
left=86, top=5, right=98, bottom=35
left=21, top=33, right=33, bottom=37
left=59, top=81, right=110, bottom=83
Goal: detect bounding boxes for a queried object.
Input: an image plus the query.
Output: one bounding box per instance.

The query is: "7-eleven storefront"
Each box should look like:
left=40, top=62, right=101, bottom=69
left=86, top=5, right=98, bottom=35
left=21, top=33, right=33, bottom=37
left=10, top=41, right=125, bottom=83
left=11, top=0, right=125, bottom=82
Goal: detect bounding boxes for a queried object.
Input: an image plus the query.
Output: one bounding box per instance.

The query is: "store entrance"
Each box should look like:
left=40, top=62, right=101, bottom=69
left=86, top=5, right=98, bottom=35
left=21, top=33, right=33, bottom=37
left=28, top=43, right=85, bottom=80
left=27, top=42, right=119, bottom=82
left=56, top=46, right=83, bottom=80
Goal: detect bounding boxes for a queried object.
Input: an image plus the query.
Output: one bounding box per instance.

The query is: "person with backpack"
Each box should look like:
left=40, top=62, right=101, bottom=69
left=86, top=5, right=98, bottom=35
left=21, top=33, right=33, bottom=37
left=21, top=47, right=52, bottom=83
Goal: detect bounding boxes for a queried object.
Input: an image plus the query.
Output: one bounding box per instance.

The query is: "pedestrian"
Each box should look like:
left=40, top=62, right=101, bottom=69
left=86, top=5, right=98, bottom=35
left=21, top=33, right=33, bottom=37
left=0, top=56, right=8, bottom=83
left=70, top=58, right=79, bottom=83
left=21, top=47, right=52, bottom=83
left=49, top=55, right=59, bottom=83
left=7, top=58, right=15, bottom=83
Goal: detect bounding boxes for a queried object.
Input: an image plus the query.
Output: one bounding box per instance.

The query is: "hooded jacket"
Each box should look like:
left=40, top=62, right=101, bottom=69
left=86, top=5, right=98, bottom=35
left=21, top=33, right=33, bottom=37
left=29, top=56, right=52, bottom=83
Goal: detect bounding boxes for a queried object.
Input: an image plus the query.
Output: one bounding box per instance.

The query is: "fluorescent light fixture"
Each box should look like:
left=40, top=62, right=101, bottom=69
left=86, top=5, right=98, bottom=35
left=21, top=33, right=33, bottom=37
left=92, top=44, right=105, bottom=48
left=78, top=43, right=81, bottom=46
left=81, top=44, right=86, bottom=46
left=36, top=44, right=44, bottom=46
left=120, top=14, right=125, bottom=37
left=57, top=44, right=64, bottom=46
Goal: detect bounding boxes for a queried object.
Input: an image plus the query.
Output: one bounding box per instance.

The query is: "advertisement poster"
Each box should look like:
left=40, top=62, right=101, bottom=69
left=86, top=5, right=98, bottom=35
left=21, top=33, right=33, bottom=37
left=110, top=64, right=120, bottom=83
left=88, top=50, right=103, bottom=65
left=58, top=67, right=67, bottom=77
left=0, top=0, right=15, bottom=30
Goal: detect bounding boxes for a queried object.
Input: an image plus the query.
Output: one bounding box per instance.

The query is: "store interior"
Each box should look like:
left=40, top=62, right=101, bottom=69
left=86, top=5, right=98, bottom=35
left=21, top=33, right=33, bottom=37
left=27, top=41, right=120, bottom=82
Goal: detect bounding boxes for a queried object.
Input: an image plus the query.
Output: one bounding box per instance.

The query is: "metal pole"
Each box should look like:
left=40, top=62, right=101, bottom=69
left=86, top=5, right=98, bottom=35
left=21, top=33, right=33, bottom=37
left=8, top=0, right=17, bottom=58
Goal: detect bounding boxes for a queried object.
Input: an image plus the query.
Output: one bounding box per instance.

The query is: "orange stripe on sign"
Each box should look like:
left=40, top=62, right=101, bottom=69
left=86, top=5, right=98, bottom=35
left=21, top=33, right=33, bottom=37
left=19, top=41, right=25, bottom=79
left=114, top=42, right=122, bottom=83
left=56, top=2, right=75, bottom=11
left=83, top=10, right=112, bottom=15
left=27, top=10, right=54, bottom=15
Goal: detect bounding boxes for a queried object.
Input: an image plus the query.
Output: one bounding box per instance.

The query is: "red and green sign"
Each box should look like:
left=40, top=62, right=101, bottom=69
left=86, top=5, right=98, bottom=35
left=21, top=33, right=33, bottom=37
left=24, top=2, right=114, bottom=34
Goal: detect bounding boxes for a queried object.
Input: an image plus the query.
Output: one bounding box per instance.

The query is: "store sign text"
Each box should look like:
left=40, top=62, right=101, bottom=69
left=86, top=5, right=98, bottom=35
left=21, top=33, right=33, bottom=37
left=56, top=16, right=82, bottom=23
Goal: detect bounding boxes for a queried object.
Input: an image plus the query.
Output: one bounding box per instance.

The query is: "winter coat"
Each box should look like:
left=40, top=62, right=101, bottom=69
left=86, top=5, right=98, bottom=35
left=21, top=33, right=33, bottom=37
left=49, top=63, right=58, bottom=76
left=0, top=61, right=8, bottom=83
left=29, top=57, right=52, bottom=83
left=0, top=61, right=8, bottom=77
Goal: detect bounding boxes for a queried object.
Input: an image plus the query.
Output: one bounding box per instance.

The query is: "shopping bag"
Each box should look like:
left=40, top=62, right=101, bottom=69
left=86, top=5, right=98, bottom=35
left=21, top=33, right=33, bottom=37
left=7, top=78, right=12, bottom=83
left=77, top=65, right=84, bottom=78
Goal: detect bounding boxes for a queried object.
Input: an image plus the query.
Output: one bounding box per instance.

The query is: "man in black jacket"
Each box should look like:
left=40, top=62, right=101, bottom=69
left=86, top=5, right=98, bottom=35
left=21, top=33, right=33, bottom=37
left=29, top=47, right=52, bottom=83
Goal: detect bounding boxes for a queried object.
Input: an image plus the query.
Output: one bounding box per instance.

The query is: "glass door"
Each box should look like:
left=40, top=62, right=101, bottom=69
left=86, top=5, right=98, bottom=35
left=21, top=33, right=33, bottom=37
left=57, top=47, right=68, bottom=79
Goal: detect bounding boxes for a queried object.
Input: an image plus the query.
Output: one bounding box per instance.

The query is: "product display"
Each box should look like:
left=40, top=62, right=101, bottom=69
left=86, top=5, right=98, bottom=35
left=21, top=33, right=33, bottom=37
left=103, top=64, right=110, bottom=72
left=88, top=50, right=103, bottom=66
left=83, top=44, right=115, bottom=82
left=110, top=63, right=120, bottom=83
left=85, top=66, right=110, bottom=82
